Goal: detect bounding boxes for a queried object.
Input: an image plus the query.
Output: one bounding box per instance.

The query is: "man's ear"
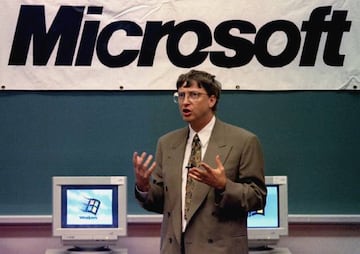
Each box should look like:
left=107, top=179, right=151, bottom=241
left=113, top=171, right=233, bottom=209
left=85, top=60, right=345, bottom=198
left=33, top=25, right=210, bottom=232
left=208, top=95, right=217, bottom=109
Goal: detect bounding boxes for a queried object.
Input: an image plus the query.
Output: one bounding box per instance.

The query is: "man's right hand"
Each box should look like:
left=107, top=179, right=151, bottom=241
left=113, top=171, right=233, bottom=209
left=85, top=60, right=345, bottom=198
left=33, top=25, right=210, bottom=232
left=133, top=151, right=156, bottom=192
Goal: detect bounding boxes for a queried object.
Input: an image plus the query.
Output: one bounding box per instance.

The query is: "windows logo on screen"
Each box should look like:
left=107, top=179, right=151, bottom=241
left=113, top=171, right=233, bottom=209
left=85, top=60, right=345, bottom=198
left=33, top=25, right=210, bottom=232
left=248, top=209, right=265, bottom=217
left=83, top=198, right=101, bottom=215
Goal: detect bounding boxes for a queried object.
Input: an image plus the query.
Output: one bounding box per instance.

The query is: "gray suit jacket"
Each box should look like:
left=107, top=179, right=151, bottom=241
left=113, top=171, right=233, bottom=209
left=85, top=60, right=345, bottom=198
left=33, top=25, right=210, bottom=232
left=135, top=119, right=266, bottom=254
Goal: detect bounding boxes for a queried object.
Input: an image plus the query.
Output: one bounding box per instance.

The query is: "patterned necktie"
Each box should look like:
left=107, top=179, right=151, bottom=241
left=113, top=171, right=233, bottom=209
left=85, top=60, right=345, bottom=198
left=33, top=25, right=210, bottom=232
left=184, top=134, right=201, bottom=220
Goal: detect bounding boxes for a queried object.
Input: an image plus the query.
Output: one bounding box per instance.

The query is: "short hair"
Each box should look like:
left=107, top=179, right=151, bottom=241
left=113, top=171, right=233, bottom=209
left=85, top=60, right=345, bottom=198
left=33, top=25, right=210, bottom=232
left=176, top=70, right=222, bottom=111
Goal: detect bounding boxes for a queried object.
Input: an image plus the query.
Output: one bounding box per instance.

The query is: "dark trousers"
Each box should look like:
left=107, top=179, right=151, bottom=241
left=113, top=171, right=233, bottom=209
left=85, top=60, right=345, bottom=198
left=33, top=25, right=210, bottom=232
left=181, top=233, right=185, bottom=254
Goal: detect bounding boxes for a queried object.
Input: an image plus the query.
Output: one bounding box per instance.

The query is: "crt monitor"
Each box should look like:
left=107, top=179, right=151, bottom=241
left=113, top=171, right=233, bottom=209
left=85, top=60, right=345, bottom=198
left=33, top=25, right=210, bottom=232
left=247, top=176, right=288, bottom=249
left=52, top=176, right=127, bottom=250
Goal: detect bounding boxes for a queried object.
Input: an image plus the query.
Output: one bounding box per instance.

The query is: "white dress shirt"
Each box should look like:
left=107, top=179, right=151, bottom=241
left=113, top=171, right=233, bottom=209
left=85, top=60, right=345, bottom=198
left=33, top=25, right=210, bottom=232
left=181, top=116, right=216, bottom=231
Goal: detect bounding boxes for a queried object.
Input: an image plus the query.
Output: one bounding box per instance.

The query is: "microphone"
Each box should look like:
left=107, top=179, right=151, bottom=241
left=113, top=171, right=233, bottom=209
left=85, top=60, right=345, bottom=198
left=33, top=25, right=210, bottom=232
left=185, top=163, right=195, bottom=170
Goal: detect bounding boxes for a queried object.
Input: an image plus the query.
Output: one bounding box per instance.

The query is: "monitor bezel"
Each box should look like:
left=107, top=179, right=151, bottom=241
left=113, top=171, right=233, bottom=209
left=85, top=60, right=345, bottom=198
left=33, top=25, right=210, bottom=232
left=247, top=176, right=288, bottom=248
left=52, top=176, right=127, bottom=247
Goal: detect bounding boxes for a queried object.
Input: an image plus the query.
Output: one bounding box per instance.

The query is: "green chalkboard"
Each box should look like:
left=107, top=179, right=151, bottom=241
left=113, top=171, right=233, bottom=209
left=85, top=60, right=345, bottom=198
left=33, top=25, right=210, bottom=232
left=0, top=91, right=359, bottom=215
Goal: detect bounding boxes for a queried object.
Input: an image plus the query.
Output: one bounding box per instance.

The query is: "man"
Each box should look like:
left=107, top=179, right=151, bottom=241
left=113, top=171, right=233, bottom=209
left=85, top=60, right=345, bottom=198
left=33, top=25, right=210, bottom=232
left=133, top=70, right=266, bottom=254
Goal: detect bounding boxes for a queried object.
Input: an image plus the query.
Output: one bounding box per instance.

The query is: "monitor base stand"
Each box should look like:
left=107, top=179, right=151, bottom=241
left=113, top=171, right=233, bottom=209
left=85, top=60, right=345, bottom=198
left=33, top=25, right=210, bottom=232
left=249, top=247, right=291, bottom=254
left=67, top=246, right=112, bottom=254
left=45, top=247, right=127, bottom=254
left=249, top=246, right=274, bottom=252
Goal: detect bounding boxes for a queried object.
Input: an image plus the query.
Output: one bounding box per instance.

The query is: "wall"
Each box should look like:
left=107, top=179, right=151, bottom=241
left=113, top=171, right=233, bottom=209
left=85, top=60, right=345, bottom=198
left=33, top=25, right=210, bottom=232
left=1, top=91, right=360, bottom=216
left=1, top=90, right=360, bottom=253
left=0, top=222, right=359, bottom=254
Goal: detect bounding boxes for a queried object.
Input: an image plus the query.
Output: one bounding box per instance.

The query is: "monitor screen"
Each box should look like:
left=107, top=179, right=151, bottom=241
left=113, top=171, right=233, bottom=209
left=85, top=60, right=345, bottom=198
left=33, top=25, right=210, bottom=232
left=61, top=185, right=118, bottom=228
left=52, top=176, right=127, bottom=249
left=248, top=185, right=279, bottom=228
left=247, top=176, right=288, bottom=249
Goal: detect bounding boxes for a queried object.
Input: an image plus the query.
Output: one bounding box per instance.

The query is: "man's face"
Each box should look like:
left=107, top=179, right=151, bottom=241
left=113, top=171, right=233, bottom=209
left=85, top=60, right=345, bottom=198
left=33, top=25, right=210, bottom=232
left=177, top=81, right=216, bottom=130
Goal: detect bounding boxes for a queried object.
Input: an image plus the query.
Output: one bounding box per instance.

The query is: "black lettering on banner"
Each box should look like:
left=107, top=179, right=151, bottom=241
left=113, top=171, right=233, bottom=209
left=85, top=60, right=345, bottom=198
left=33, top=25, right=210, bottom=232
left=255, top=20, right=301, bottom=67
left=9, top=5, right=84, bottom=65
left=96, top=21, right=142, bottom=67
left=138, top=21, right=174, bottom=66
left=166, top=20, right=212, bottom=68
left=300, top=6, right=351, bottom=66
left=75, top=6, right=103, bottom=66
left=8, top=5, right=352, bottom=68
left=211, top=20, right=256, bottom=68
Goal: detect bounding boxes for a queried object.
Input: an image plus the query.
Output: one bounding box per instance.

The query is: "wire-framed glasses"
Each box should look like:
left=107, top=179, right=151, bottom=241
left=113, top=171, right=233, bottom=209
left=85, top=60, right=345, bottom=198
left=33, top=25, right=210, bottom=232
left=173, top=91, right=208, bottom=103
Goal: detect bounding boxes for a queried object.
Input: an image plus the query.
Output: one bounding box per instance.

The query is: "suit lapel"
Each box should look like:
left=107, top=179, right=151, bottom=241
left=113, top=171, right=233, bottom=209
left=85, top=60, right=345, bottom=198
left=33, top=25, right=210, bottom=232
left=168, top=128, right=188, bottom=190
left=187, top=120, right=232, bottom=221
left=167, top=127, right=188, bottom=244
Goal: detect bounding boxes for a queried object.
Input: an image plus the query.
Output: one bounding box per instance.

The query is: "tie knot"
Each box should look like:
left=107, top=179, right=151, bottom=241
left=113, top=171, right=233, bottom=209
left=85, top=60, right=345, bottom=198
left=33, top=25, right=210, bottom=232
left=189, top=134, right=201, bottom=168
left=193, top=134, right=200, bottom=144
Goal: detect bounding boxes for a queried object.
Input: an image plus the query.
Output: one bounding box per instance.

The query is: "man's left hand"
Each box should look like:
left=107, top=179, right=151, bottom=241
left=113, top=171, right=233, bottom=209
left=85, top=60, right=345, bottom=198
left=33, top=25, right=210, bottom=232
left=188, top=154, right=227, bottom=190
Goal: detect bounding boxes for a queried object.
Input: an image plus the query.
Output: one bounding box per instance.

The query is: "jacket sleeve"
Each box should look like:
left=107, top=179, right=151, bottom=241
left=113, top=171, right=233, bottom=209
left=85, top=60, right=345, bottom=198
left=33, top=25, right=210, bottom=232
left=215, top=133, right=267, bottom=215
left=134, top=139, right=165, bottom=214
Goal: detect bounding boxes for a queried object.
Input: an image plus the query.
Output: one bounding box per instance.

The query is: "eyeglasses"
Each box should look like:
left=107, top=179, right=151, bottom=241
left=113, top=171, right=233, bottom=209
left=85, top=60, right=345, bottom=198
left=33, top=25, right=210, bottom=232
left=173, top=91, right=208, bottom=103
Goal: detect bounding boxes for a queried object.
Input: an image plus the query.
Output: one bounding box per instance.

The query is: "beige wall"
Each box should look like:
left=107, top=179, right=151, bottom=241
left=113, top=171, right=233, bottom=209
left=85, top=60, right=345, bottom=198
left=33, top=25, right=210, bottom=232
left=0, top=223, right=359, bottom=254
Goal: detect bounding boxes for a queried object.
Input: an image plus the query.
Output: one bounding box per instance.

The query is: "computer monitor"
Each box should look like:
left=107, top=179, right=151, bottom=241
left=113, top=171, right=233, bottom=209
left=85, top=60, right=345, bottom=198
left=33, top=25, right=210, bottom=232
left=247, top=176, right=288, bottom=250
left=52, top=176, right=127, bottom=251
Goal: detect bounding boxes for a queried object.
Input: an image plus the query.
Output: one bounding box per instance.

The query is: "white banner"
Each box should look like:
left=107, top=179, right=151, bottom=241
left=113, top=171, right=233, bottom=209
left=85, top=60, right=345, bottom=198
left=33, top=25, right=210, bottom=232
left=1, top=0, right=359, bottom=90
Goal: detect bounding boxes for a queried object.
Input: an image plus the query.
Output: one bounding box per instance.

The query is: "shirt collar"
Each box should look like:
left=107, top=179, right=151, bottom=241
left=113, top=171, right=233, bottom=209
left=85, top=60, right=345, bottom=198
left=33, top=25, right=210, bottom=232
left=188, top=116, right=216, bottom=146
